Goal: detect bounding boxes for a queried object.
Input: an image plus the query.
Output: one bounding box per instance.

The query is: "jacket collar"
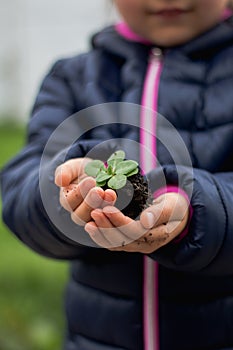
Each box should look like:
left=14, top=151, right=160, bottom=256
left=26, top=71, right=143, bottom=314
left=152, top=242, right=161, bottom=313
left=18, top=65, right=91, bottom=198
left=179, top=15, right=233, bottom=59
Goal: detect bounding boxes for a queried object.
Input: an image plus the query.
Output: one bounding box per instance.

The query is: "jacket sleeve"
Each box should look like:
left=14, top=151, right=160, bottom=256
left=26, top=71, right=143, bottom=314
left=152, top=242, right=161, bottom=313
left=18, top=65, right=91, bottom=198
left=147, top=164, right=233, bottom=275
left=0, top=58, right=98, bottom=260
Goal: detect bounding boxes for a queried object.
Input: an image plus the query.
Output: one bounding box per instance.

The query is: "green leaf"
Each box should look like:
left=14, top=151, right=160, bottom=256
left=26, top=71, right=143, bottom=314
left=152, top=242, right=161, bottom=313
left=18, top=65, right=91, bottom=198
left=107, top=151, right=126, bottom=172
left=107, top=164, right=114, bottom=174
left=107, top=158, right=122, bottom=171
left=126, top=168, right=139, bottom=177
left=115, top=160, right=138, bottom=175
left=107, top=150, right=125, bottom=162
left=96, top=172, right=112, bottom=183
left=84, top=160, right=105, bottom=177
left=108, top=174, right=127, bottom=190
left=96, top=180, right=107, bottom=187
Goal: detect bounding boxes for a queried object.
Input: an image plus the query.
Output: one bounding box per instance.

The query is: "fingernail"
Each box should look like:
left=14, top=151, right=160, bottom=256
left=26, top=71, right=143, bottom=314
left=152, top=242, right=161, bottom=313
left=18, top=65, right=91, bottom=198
left=85, top=223, right=96, bottom=235
left=91, top=209, right=102, bottom=219
left=145, top=212, right=155, bottom=228
left=103, top=206, right=118, bottom=214
left=90, top=189, right=103, bottom=201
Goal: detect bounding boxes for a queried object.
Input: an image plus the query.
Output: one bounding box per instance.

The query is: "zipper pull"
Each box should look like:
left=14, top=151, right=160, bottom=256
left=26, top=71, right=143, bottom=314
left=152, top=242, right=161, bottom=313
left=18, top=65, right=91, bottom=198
left=150, top=47, right=163, bottom=62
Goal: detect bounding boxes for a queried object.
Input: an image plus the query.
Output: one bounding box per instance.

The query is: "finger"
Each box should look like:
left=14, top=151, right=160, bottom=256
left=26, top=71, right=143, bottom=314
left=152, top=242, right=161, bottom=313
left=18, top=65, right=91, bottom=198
left=139, top=219, right=187, bottom=251
left=101, top=189, right=117, bottom=208
left=140, top=193, right=189, bottom=229
left=110, top=224, right=170, bottom=253
left=91, top=209, right=128, bottom=248
left=140, top=201, right=170, bottom=229
left=71, top=187, right=104, bottom=225
left=111, top=218, right=187, bottom=253
left=85, top=221, right=111, bottom=248
left=138, top=220, right=186, bottom=250
left=102, top=206, right=147, bottom=242
left=165, top=219, right=188, bottom=239
left=55, top=158, right=91, bottom=187
left=60, top=177, right=96, bottom=212
left=102, top=206, right=132, bottom=225
left=110, top=240, right=153, bottom=253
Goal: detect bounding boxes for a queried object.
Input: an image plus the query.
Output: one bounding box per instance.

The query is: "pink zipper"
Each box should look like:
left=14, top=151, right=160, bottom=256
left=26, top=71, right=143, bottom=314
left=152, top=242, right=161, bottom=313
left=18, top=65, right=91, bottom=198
left=114, top=22, right=163, bottom=349
left=140, top=47, right=163, bottom=350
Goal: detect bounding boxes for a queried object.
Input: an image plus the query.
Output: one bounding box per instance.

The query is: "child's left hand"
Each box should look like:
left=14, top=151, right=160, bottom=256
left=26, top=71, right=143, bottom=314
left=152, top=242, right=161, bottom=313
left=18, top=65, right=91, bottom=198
left=85, top=192, right=189, bottom=253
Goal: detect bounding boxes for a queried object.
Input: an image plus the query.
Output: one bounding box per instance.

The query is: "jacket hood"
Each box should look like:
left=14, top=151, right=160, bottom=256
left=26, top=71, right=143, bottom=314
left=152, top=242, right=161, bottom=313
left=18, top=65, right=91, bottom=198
left=91, top=25, right=149, bottom=61
left=92, top=16, right=233, bottom=60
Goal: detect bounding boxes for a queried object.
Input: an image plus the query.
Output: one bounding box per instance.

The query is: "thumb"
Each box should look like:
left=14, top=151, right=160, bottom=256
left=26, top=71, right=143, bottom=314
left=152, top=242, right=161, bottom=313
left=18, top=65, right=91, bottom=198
left=140, top=207, right=165, bottom=229
left=140, top=193, right=189, bottom=229
left=55, top=158, right=91, bottom=187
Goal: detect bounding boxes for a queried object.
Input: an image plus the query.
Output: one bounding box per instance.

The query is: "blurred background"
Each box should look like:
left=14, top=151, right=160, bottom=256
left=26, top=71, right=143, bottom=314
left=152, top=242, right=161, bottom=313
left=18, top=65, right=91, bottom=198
left=0, top=1, right=118, bottom=349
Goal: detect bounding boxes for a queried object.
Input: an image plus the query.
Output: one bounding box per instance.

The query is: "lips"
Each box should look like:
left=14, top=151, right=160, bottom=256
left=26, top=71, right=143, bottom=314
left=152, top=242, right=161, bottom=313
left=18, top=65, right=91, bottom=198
left=148, top=7, right=190, bottom=18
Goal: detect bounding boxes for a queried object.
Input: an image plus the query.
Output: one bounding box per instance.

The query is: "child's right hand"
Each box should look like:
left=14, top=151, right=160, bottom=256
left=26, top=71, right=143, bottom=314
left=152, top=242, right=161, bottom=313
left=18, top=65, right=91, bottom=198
left=54, top=158, right=117, bottom=226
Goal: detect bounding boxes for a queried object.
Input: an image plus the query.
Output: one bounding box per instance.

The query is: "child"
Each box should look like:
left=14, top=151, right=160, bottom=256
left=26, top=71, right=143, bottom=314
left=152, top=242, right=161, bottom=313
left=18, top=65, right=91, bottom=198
left=1, top=1, right=233, bottom=349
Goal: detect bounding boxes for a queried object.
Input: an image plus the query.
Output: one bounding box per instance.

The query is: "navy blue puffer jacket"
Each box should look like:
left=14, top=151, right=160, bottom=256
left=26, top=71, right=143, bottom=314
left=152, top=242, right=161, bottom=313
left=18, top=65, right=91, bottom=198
left=2, top=16, right=233, bottom=350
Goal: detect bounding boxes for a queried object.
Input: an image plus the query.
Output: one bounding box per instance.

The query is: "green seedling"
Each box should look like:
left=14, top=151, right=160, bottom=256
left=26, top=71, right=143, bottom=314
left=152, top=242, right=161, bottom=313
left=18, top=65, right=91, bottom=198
left=84, top=150, right=139, bottom=190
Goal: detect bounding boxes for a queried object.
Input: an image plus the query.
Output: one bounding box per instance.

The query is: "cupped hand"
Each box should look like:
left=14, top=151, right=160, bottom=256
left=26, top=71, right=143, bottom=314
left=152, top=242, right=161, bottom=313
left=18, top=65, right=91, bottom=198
left=85, top=192, right=189, bottom=253
left=54, top=158, right=117, bottom=225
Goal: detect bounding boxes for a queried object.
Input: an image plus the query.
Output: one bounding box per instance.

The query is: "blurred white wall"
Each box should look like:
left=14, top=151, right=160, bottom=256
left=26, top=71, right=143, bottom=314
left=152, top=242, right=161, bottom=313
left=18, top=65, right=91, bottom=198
left=0, top=0, right=119, bottom=122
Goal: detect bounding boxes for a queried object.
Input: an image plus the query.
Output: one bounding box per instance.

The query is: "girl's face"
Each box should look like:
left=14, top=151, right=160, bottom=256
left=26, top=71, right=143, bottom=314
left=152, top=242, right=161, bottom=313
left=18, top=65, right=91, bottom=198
left=114, top=0, right=229, bottom=46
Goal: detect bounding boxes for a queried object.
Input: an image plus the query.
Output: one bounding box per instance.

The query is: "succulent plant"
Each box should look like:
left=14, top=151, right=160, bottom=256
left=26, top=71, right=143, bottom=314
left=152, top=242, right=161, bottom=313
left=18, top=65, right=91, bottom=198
left=84, top=150, right=139, bottom=190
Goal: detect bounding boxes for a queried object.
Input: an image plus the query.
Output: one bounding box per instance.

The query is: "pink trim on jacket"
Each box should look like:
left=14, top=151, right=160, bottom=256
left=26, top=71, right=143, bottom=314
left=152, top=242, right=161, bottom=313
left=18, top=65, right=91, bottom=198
left=222, top=8, right=233, bottom=20
left=116, top=20, right=161, bottom=350
left=114, top=13, right=232, bottom=348
left=153, top=185, right=190, bottom=203
left=140, top=57, right=163, bottom=174
left=140, top=50, right=163, bottom=350
left=115, top=22, right=151, bottom=45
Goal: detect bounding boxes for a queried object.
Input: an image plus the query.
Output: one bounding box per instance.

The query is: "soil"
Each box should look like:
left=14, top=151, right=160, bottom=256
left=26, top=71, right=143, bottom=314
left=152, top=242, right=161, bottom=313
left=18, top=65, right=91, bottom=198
left=113, top=172, right=153, bottom=219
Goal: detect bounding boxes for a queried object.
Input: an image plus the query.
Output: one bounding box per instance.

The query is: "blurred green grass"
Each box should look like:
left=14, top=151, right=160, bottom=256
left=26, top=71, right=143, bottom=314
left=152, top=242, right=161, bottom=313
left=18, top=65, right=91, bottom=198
left=0, top=122, right=69, bottom=350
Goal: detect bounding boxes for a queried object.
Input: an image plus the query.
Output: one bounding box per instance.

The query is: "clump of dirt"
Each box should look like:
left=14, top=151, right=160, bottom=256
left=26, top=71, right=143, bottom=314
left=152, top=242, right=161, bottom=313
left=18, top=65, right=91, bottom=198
left=114, top=172, right=153, bottom=219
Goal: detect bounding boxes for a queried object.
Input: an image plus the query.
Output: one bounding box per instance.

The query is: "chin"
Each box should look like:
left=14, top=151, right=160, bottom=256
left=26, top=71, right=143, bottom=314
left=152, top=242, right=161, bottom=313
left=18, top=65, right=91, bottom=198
left=147, top=29, right=197, bottom=48
left=151, top=35, right=194, bottom=47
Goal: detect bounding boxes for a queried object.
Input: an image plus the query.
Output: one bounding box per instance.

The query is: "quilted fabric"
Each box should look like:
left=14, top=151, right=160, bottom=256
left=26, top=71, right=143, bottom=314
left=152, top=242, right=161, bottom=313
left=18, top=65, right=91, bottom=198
left=1, top=17, right=233, bottom=350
